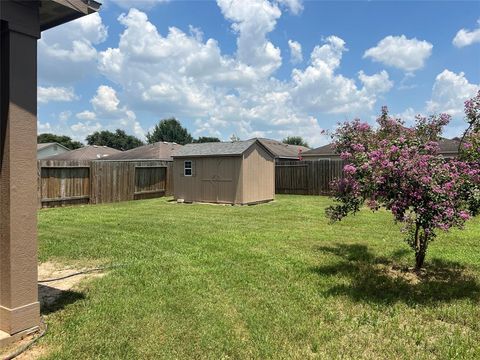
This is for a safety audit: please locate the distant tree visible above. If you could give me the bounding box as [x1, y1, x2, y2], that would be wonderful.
[230, 134, 241, 142]
[37, 133, 83, 150]
[282, 136, 309, 148]
[146, 118, 193, 145]
[193, 136, 221, 143]
[86, 129, 144, 150]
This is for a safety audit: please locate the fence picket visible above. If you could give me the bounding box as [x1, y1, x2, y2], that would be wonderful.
[275, 160, 344, 195]
[37, 160, 173, 208]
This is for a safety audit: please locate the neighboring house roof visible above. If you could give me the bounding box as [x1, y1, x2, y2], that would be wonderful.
[438, 138, 460, 155]
[302, 143, 336, 156]
[44, 145, 121, 160]
[100, 142, 183, 161]
[303, 139, 460, 157]
[172, 139, 275, 158]
[37, 142, 69, 151]
[255, 138, 310, 159]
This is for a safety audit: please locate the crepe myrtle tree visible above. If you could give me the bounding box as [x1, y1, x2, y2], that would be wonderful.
[459, 91, 480, 216]
[326, 92, 480, 271]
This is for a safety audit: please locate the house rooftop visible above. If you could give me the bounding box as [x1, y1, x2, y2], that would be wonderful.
[37, 142, 66, 150]
[302, 143, 335, 156]
[100, 142, 182, 161]
[438, 138, 460, 154]
[303, 138, 460, 156]
[44, 145, 121, 160]
[255, 138, 309, 159]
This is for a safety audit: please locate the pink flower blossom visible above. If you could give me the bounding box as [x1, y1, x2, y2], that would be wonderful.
[343, 164, 357, 175]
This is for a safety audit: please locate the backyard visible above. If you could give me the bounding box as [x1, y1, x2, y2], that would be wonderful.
[36, 195, 479, 359]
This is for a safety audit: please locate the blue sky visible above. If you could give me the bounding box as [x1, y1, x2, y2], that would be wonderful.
[37, 0, 480, 147]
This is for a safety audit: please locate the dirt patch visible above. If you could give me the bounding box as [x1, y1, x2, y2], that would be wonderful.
[374, 263, 471, 285]
[38, 261, 106, 309]
[374, 264, 422, 285]
[2, 337, 48, 360]
[1, 262, 106, 360]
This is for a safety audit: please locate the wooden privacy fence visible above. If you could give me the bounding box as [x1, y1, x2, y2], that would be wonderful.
[38, 160, 173, 208]
[275, 160, 345, 195]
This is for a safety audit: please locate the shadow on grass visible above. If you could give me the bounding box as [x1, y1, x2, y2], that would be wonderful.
[312, 244, 480, 305]
[39, 284, 85, 315]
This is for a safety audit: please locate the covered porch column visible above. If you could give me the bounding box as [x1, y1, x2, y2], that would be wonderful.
[1, 0, 101, 342]
[0, 4, 41, 337]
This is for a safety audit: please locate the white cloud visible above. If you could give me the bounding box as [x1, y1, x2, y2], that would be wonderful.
[193, 119, 223, 138]
[90, 85, 145, 139]
[98, 8, 261, 116]
[37, 120, 52, 133]
[426, 69, 479, 116]
[91, 85, 121, 113]
[358, 70, 394, 94]
[364, 35, 433, 72]
[36, 115, 100, 142]
[453, 20, 480, 47]
[291, 36, 393, 114]
[38, 86, 77, 103]
[97, 8, 393, 147]
[276, 0, 303, 15]
[38, 86, 145, 142]
[288, 39, 303, 64]
[398, 72, 417, 90]
[70, 121, 102, 135]
[394, 107, 417, 127]
[217, 0, 282, 77]
[76, 110, 96, 121]
[59, 111, 72, 122]
[38, 13, 108, 84]
[109, 0, 169, 10]
[394, 70, 478, 139]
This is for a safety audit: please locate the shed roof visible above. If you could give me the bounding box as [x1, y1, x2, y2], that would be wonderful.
[172, 139, 274, 158]
[44, 145, 121, 160]
[100, 142, 182, 161]
[255, 138, 309, 159]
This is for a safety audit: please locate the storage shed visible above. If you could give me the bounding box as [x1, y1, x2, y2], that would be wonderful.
[172, 139, 275, 204]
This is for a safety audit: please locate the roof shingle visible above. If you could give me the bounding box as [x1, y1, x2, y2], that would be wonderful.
[44, 145, 121, 160]
[172, 139, 260, 157]
[255, 138, 309, 159]
[100, 142, 182, 161]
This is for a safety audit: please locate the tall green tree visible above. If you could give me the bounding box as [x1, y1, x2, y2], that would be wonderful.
[146, 118, 193, 145]
[193, 136, 221, 143]
[86, 129, 144, 150]
[282, 136, 309, 148]
[37, 133, 83, 150]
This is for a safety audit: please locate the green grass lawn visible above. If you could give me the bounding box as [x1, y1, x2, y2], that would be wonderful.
[37, 195, 480, 359]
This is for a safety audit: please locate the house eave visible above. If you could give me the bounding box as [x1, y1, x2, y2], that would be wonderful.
[39, 0, 101, 32]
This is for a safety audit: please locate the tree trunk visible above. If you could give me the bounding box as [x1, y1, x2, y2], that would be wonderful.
[414, 225, 428, 271]
[415, 248, 426, 271]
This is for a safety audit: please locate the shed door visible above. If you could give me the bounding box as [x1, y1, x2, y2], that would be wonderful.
[201, 158, 235, 203]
